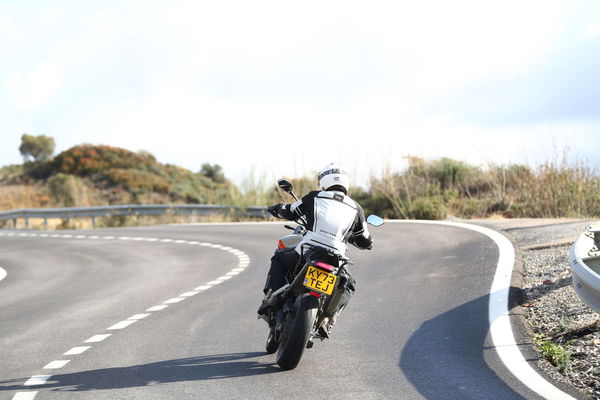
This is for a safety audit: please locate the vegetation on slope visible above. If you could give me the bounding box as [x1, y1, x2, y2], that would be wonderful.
[2, 135, 600, 221]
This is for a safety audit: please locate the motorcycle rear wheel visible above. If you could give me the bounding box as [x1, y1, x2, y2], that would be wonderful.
[276, 293, 319, 370]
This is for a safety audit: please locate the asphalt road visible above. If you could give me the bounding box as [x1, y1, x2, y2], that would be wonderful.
[0, 221, 567, 399]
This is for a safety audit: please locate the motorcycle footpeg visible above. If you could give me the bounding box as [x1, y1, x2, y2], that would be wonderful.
[306, 340, 314, 349]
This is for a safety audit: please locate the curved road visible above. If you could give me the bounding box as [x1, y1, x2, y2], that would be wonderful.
[0, 222, 580, 399]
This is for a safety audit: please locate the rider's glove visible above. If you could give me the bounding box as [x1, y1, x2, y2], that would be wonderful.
[267, 204, 283, 218]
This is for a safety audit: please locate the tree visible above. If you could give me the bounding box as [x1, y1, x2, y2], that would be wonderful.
[19, 134, 55, 162]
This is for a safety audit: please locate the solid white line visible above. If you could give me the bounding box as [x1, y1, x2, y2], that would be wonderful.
[393, 220, 575, 399]
[63, 346, 91, 355]
[24, 375, 52, 386]
[43, 360, 70, 369]
[194, 285, 212, 291]
[85, 334, 111, 343]
[216, 275, 232, 281]
[108, 320, 137, 330]
[206, 280, 223, 285]
[0, 266, 6, 282]
[12, 392, 38, 400]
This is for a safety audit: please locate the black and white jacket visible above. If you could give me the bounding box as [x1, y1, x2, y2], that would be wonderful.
[274, 190, 372, 256]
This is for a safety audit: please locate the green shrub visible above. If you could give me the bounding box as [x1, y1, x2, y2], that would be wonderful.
[48, 173, 90, 206]
[410, 196, 446, 220]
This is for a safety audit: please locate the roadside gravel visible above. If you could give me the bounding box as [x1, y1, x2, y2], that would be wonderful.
[474, 218, 600, 399]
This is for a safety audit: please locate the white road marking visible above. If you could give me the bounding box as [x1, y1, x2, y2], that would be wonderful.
[128, 313, 150, 320]
[24, 375, 52, 386]
[5, 230, 251, 397]
[146, 305, 168, 311]
[108, 320, 137, 330]
[164, 297, 185, 304]
[63, 346, 91, 355]
[43, 360, 70, 369]
[392, 220, 576, 399]
[85, 334, 111, 343]
[12, 392, 38, 400]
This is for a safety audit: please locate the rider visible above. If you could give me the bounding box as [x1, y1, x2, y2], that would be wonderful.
[258, 163, 373, 324]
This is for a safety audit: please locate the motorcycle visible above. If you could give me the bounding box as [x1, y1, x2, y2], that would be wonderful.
[261, 179, 384, 370]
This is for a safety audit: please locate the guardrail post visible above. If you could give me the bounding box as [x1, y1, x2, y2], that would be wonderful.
[13, 218, 17, 229]
[92, 216, 96, 229]
[25, 217, 29, 229]
[44, 218, 49, 229]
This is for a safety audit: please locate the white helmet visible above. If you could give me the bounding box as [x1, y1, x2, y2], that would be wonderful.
[318, 163, 350, 193]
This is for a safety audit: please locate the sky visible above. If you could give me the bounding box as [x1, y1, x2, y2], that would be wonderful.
[1, 0, 600, 187]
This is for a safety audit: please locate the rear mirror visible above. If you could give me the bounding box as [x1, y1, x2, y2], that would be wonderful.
[367, 215, 384, 227]
[277, 179, 294, 194]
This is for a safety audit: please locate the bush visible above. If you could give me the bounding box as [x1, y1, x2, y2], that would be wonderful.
[410, 196, 447, 220]
[48, 173, 90, 207]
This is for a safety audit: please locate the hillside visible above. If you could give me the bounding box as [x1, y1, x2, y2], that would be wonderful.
[2, 143, 600, 222]
[0, 144, 238, 211]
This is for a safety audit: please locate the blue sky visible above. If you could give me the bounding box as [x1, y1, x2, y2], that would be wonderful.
[1, 0, 599, 186]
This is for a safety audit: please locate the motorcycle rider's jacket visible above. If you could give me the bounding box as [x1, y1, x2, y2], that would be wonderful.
[273, 190, 372, 256]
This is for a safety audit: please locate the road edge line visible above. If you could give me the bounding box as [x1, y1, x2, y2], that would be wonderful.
[388, 220, 575, 400]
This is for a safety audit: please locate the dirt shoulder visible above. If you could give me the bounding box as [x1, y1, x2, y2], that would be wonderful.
[471, 217, 599, 399]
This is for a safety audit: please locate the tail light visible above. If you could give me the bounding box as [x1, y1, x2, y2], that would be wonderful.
[316, 261, 334, 272]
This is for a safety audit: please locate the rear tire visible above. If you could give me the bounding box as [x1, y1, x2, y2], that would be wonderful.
[276, 293, 319, 370]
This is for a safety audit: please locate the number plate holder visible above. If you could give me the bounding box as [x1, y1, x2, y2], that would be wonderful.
[303, 265, 337, 295]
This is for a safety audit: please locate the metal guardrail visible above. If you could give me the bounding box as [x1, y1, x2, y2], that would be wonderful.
[569, 222, 600, 313]
[0, 204, 269, 229]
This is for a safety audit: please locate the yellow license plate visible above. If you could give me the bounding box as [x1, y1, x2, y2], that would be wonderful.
[303, 266, 337, 295]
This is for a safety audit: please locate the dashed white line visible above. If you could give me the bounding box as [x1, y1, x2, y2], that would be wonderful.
[85, 334, 111, 343]
[43, 360, 70, 369]
[180, 291, 199, 297]
[108, 320, 137, 330]
[63, 346, 91, 355]
[3, 230, 251, 400]
[128, 313, 150, 320]
[146, 305, 168, 311]
[24, 375, 52, 386]
[12, 392, 38, 400]
[164, 297, 185, 304]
